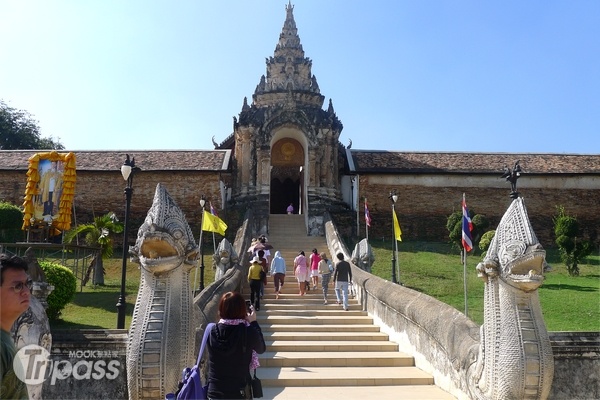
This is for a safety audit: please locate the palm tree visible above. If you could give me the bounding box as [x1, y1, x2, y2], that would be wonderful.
[64, 212, 124, 285]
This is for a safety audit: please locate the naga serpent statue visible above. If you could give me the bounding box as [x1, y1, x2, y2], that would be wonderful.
[469, 197, 554, 399]
[212, 238, 239, 281]
[351, 238, 375, 273]
[127, 183, 200, 400]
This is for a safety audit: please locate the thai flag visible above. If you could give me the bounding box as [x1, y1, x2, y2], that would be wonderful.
[461, 194, 473, 252]
[210, 202, 218, 217]
[364, 199, 372, 227]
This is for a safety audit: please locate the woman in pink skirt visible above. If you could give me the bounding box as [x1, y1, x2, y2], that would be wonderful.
[293, 250, 309, 295]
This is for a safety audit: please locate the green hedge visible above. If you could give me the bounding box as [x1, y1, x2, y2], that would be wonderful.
[40, 261, 77, 320]
[0, 201, 24, 243]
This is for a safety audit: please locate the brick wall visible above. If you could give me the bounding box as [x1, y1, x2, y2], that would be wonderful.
[0, 170, 224, 244]
[2, 170, 598, 247]
[356, 178, 599, 246]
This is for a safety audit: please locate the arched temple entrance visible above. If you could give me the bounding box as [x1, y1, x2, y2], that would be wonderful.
[270, 138, 304, 214]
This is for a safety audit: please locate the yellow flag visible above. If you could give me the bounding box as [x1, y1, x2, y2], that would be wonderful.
[393, 209, 402, 242]
[202, 210, 227, 236]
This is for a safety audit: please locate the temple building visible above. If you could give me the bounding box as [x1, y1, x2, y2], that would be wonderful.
[1, 3, 599, 244]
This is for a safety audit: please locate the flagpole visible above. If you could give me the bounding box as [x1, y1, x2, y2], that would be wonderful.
[196, 196, 207, 295]
[463, 248, 468, 317]
[394, 223, 400, 285]
[365, 197, 369, 241]
[209, 202, 217, 253]
[461, 192, 471, 317]
[389, 191, 398, 284]
[194, 214, 203, 296]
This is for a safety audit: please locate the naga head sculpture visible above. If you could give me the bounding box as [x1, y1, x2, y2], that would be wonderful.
[476, 197, 547, 292]
[213, 239, 238, 264]
[351, 238, 375, 272]
[130, 183, 199, 275]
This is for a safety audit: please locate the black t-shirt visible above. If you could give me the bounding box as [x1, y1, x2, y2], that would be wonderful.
[333, 260, 352, 282]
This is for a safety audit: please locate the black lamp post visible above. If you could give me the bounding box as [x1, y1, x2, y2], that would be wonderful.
[350, 176, 357, 238]
[389, 190, 399, 285]
[199, 195, 206, 292]
[116, 154, 139, 329]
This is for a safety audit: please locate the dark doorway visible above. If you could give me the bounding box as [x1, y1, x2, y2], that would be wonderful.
[270, 177, 300, 214]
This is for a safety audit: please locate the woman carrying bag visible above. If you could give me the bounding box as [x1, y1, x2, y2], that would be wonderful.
[206, 291, 266, 399]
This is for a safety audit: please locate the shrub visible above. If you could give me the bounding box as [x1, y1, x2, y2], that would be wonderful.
[40, 261, 77, 320]
[0, 201, 24, 242]
[479, 230, 496, 256]
[553, 205, 593, 276]
[446, 209, 489, 253]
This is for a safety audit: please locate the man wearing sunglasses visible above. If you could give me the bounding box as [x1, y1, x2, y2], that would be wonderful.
[1, 253, 31, 399]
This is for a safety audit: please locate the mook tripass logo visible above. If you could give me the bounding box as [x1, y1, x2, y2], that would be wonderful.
[13, 344, 120, 385]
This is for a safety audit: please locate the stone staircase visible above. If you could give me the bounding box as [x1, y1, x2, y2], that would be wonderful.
[256, 214, 454, 399]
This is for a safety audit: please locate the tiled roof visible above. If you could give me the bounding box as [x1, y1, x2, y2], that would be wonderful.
[2, 149, 599, 175]
[0, 150, 231, 172]
[349, 150, 600, 174]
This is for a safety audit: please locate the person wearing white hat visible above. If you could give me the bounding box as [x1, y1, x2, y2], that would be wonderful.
[247, 256, 263, 311]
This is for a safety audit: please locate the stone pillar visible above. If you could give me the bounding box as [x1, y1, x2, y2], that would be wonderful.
[258, 149, 270, 195]
[235, 128, 254, 196]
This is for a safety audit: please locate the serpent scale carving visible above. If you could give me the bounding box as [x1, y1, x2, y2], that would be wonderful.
[469, 197, 554, 399]
[126, 184, 199, 399]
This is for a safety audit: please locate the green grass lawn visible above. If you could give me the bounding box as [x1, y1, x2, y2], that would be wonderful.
[370, 239, 600, 331]
[50, 241, 599, 332]
[50, 252, 215, 329]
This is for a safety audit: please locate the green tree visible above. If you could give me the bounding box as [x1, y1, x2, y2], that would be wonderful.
[553, 205, 593, 276]
[0, 100, 64, 150]
[446, 209, 489, 253]
[64, 212, 123, 285]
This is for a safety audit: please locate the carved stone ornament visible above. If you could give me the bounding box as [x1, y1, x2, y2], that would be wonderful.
[469, 197, 554, 399]
[127, 183, 200, 400]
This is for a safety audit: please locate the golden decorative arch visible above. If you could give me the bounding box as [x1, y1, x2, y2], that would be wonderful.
[271, 138, 304, 166]
[22, 151, 76, 234]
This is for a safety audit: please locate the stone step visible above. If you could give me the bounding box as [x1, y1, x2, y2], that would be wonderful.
[261, 386, 456, 400]
[259, 306, 363, 315]
[265, 340, 399, 352]
[260, 324, 381, 333]
[262, 284, 354, 294]
[256, 315, 374, 325]
[262, 331, 390, 341]
[256, 366, 433, 387]
[258, 351, 414, 367]
[260, 296, 354, 303]
[259, 301, 357, 307]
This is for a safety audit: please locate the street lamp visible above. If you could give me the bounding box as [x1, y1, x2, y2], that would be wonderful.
[116, 154, 139, 329]
[199, 195, 206, 292]
[389, 190, 399, 284]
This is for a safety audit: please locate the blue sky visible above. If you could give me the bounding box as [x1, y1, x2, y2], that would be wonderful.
[1, 1, 598, 154]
